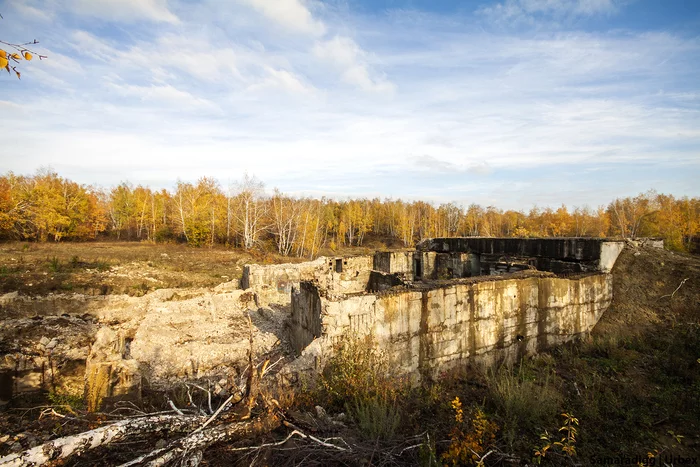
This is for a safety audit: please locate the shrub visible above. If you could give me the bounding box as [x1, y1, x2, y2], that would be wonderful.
[315, 335, 410, 442]
[442, 397, 499, 466]
[318, 335, 403, 409]
[350, 396, 401, 441]
[487, 361, 562, 449]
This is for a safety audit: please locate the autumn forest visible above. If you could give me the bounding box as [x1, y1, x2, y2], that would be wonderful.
[1, 169, 698, 255]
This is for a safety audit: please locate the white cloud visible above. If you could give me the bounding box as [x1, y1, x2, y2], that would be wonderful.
[247, 67, 317, 95]
[1, 0, 698, 208]
[313, 36, 394, 93]
[238, 0, 326, 36]
[478, 0, 620, 25]
[11, 2, 54, 22]
[108, 83, 220, 111]
[69, 0, 179, 23]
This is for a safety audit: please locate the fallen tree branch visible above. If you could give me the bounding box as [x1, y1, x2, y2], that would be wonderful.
[167, 398, 184, 416]
[192, 394, 235, 434]
[226, 425, 349, 455]
[121, 411, 281, 467]
[0, 413, 206, 467]
[282, 421, 349, 451]
[661, 278, 689, 299]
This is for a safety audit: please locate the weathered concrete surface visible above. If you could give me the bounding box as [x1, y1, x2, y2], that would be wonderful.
[85, 327, 141, 411]
[0, 315, 94, 405]
[289, 282, 323, 353]
[241, 258, 326, 305]
[373, 251, 415, 280]
[290, 272, 613, 382]
[417, 237, 626, 273]
[0, 288, 283, 408]
[242, 255, 374, 304]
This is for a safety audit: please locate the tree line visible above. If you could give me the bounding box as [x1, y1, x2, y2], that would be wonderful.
[1, 169, 698, 254]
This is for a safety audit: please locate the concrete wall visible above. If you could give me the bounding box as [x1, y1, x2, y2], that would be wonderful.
[241, 258, 326, 304]
[320, 255, 374, 296]
[242, 255, 373, 304]
[373, 251, 415, 280]
[290, 282, 323, 353]
[291, 272, 612, 381]
[417, 237, 625, 273]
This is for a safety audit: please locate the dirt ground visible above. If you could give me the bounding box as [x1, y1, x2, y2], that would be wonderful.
[595, 243, 700, 336]
[0, 241, 307, 297]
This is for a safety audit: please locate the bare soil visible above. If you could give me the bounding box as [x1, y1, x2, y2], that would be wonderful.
[595, 244, 700, 336]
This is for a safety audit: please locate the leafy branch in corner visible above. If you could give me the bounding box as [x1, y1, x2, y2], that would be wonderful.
[1, 14, 47, 79]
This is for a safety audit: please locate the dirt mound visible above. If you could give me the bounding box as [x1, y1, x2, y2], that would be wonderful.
[594, 244, 700, 337]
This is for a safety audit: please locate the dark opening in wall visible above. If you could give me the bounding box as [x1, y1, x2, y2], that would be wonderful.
[335, 258, 343, 273]
[414, 258, 423, 278]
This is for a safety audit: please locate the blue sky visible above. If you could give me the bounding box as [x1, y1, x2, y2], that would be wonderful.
[1, 0, 698, 209]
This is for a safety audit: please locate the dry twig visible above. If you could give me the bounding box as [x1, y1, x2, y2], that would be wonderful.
[661, 278, 689, 299]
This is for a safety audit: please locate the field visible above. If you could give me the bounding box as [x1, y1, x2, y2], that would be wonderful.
[0, 241, 309, 297]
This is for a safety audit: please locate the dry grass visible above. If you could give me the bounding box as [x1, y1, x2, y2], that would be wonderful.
[0, 241, 303, 296]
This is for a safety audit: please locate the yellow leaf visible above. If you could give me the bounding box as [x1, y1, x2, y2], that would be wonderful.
[11, 53, 21, 60]
[0, 50, 6, 59]
[0, 57, 8, 69]
[23, 51, 33, 61]
[15, 69, 21, 80]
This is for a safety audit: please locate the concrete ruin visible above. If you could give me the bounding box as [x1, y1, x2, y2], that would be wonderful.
[244, 238, 628, 383]
[0, 237, 633, 409]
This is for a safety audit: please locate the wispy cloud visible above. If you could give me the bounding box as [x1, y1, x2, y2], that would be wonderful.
[239, 0, 326, 36]
[1, 0, 698, 208]
[313, 36, 395, 93]
[478, 0, 622, 26]
[69, 0, 179, 23]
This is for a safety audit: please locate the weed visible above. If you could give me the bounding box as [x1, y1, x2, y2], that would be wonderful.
[533, 412, 579, 464]
[442, 397, 498, 466]
[47, 256, 61, 272]
[418, 433, 440, 467]
[318, 335, 404, 410]
[350, 396, 401, 441]
[70, 255, 80, 268]
[487, 361, 562, 449]
[48, 390, 85, 414]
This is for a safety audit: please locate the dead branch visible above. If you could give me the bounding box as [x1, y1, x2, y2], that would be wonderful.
[185, 382, 213, 414]
[120, 411, 281, 467]
[261, 355, 285, 377]
[281, 421, 349, 451]
[226, 425, 349, 455]
[192, 394, 235, 434]
[660, 278, 689, 299]
[167, 398, 185, 415]
[0, 413, 207, 467]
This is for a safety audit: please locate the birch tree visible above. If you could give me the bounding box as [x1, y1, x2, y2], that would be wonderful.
[233, 174, 268, 250]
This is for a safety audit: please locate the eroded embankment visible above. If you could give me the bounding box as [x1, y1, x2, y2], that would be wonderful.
[0, 283, 287, 411]
[595, 245, 700, 336]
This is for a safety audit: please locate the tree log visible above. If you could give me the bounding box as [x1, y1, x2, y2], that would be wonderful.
[0, 414, 206, 467]
[121, 411, 281, 466]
